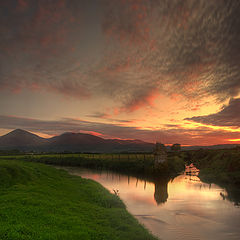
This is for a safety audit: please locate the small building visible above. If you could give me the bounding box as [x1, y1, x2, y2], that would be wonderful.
[154, 142, 167, 166]
[171, 143, 181, 152]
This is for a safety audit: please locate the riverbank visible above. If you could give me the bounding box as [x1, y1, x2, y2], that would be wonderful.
[0, 160, 158, 240]
[59, 165, 240, 240]
[183, 148, 240, 186]
[0, 153, 185, 180]
[183, 148, 240, 205]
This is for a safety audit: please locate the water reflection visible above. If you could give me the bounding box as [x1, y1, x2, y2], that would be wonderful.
[185, 164, 240, 207]
[218, 184, 240, 207]
[154, 178, 169, 205]
[59, 166, 240, 240]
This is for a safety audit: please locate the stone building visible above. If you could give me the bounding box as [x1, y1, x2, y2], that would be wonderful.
[154, 142, 167, 166]
[171, 143, 181, 152]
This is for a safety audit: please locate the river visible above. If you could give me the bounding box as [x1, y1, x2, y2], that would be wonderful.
[59, 166, 240, 240]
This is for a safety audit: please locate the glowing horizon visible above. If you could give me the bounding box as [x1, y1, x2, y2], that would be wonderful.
[0, 0, 239, 146]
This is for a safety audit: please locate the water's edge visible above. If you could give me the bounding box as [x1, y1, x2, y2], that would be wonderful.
[56, 166, 240, 240]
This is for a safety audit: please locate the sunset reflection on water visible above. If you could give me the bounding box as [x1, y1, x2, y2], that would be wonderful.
[61, 167, 240, 240]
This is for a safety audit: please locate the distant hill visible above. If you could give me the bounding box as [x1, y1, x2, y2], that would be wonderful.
[0, 129, 154, 153]
[48, 132, 106, 152]
[182, 144, 240, 150]
[0, 129, 238, 153]
[0, 129, 47, 150]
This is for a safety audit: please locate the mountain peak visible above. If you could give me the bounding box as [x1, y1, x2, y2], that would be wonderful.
[10, 129, 29, 134]
[0, 129, 46, 148]
[5, 129, 40, 138]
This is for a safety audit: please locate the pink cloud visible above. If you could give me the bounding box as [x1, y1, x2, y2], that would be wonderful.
[79, 130, 103, 137]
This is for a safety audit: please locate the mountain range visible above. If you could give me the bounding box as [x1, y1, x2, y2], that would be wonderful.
[0, 129, 239, 153]
[0, 129, 155, 153]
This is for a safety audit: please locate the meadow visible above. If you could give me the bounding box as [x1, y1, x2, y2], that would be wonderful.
[0, 160, 158, 240]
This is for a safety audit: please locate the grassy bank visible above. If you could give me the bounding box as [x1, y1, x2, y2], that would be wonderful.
[182, 148, 240, 206]
[184, 148, 240, 186]
[0, 153, 185, 179]
[0, 160, 158, 240]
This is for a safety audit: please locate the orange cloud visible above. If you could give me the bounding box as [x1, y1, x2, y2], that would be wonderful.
[228, 139, 240, 142]
[123, 88, 160, 112]
[79, 130, 103, 137]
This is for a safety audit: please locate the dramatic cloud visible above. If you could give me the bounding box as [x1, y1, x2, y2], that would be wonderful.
[185, 98, 240, 128]
[100, 0, 240, 108]
[0, 115, 239, 145]
[1, 0, 240, 111]
[1, 1, 239, 145]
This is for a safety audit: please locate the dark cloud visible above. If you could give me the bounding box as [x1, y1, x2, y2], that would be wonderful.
[100, 0, 240, 108]
[1, 0, 240, 111]
[0, 115, 239, 145]
[86, 112, 109, 119]
[0, 0, 96, 99]
[86, 112, 132, 123]
[185, 98, 240, 127]
[163, 124, 181, 128]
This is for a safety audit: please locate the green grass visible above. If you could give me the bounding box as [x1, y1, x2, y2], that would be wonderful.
[0, 160, 158, 240]
[0, 153, 185, 179]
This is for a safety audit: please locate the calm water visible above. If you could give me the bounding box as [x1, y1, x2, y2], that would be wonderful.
[59, 166, 240, 240]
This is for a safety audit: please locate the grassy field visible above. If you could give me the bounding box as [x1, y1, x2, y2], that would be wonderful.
[0, 160, 158, 240]
[0, 153, 185, 179]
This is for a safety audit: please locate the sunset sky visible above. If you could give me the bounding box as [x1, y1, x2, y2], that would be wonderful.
[0, 0, 240, 145]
